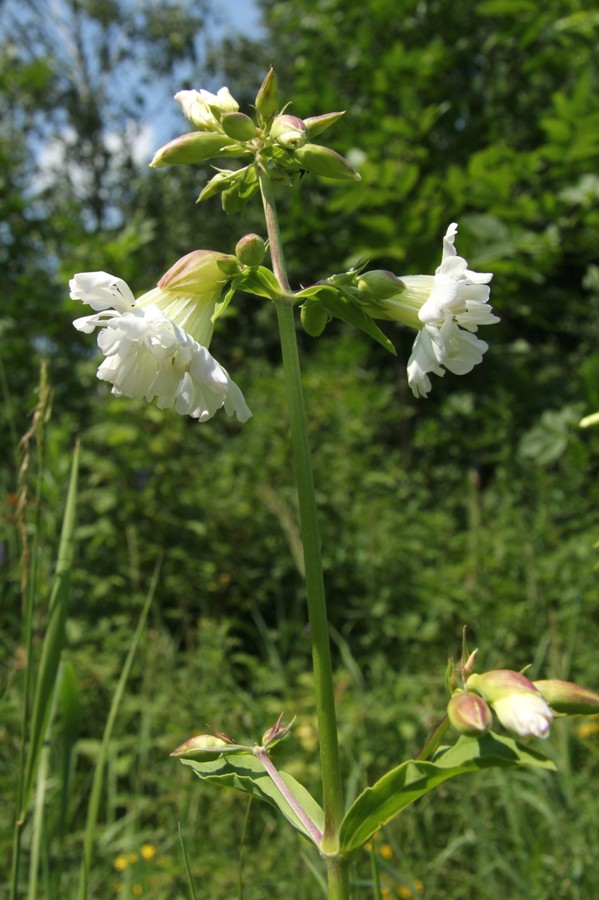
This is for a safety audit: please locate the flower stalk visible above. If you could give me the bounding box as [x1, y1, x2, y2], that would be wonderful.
[254, 746, 323, 845]
[258, 166, 348, 895]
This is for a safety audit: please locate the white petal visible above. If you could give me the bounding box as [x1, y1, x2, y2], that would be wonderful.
[494, 695, 553, 739]
[418, 275, 460, 324]
[70, 272, 136, 312]
[407, 328, 445, 398]
[440, 319, 488, 375]
[223, 378, 252, 422]
[441, 222, 459, 260]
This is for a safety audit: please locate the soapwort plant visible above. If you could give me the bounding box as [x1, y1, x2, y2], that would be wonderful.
[70, 70, 599, 899]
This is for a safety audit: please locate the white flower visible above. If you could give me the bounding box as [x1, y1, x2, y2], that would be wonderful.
[402, 223, 498, 397]
[492, 693, 553, 740]
[360, 223, 499, 398]
[70, 271, 251, 423]
[175, 87, 239, 132]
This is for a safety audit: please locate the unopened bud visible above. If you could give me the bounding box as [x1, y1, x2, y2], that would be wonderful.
[221, 112, 257, 142]
[255, 67, 279, 123]
[216, 256, 242, 276]
[292, 143, 361, 181]
[150, 132, 233, 168]
[303, 111, 346, 138]
[235, 233, 266, 267]
[301, 301, 329, 337]
[171, 734, 230, 760]
[534, 679, 599, 715]
[158, 250, 234, 294]
[270, 114, 308, 150]
[357, 270, 405, 300]
[447, 692, 492, 736]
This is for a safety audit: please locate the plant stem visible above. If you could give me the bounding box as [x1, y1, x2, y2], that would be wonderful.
[415, 715, 450, 762]
[258, 166, 348, 894]
[255, 747, 323, 845]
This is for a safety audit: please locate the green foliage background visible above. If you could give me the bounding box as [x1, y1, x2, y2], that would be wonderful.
[2, 0, 599, 896]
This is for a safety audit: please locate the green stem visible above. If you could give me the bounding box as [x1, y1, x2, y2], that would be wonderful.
[258, 166, 348, 893]
[415, 715, 450, 761]
[255, 747, 323, 844]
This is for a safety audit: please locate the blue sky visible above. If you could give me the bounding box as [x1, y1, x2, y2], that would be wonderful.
[216, 0, 263, 36]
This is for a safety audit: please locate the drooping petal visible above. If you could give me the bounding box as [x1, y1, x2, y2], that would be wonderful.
[69, 272, 136, 313]
[439, 317, 488, 376]
[407, 327, 445, 398]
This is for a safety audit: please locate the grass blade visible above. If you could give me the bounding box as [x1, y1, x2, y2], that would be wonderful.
[77, 561, 159, 899]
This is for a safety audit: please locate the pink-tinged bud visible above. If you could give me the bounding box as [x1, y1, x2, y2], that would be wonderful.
[447, 692, 493, 736]
[534, 680, 599, 715]
[270, 114, 308, 149]
[255, 68, 279, 123]
[158, 250, 235, 294]
[235, 233, 266, 267]
[150, 132, 235, 167]
[357, 270, 405, 300]
[292, 144, 361, 181]
[467, 670, 553, 739]
[303, 111, 346, 138]
[171, 734, 230, 760]
[221, 112, 257, 142]
[467, 669, 538, 700]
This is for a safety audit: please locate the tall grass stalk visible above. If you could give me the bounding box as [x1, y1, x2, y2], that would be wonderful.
[77, 560, 159, 899]
[10, 373, 77, 900]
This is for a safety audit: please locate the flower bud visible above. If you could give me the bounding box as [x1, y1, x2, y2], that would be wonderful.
[216, 256, 242, 276]
[467, 670, 553, 739]
[150, 132, 234, 168]
[158, 249, 234, 294]
[301, 300, 330, 337]
[270, 114, 308, 150]
[221, 112, 257, 142]
[235, 233, 266, 267]
[255, 67, 279, 123]
[292, 143, 361, 181]
[357, 270, 405, 301]
[447, 692, 493, 736]
[533, 679, 599, 715]
[303, 111, 346, 138]
[170, 734, 230, 760]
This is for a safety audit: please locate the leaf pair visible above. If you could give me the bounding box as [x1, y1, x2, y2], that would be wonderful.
[178, 732, 554, 856]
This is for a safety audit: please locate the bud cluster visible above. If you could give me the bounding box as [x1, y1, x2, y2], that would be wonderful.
[446, 665, 599, 741]
[150, 68, 360, 213]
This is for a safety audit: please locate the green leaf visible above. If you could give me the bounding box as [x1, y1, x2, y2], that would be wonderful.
[181, 752, 324, 842]
[24, 442, 80, 805]
[234, 266, 283, 300]
[298, 285, 396, 354]
[211, 286, 236, 323]
[339, 733, 555, 855]
[197, 168, 247, 204]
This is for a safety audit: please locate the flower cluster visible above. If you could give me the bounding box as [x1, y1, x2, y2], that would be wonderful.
[150, 70, 359, 214]
[357, 223, 499, 397]
[71, 253, 251, 423]
[447, 668, 599, 740]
